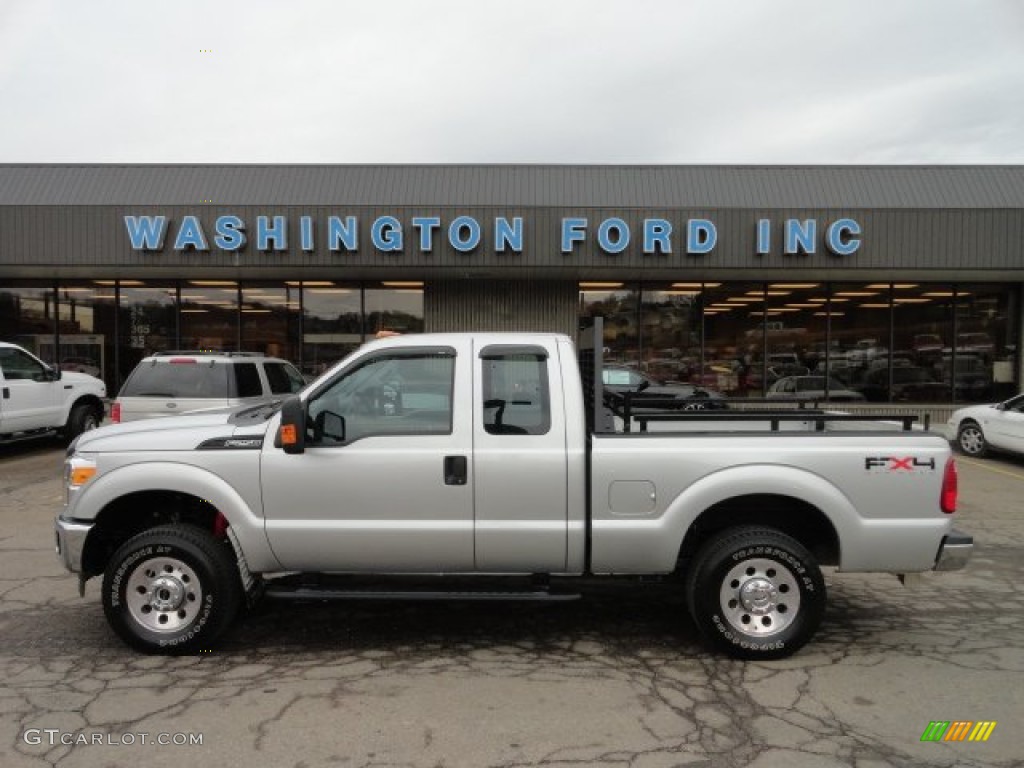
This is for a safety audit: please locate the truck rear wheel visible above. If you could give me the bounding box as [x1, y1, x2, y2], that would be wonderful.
[685, 526, 825, 660]
[102, 524, 242, 654]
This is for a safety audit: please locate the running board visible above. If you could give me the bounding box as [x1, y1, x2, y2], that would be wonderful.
[264, 586, 580, 602]
[262, 574, 583, 602]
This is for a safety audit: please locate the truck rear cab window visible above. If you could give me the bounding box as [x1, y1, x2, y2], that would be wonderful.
[306, 349, 455, 444]
[480, 346, 551, 436]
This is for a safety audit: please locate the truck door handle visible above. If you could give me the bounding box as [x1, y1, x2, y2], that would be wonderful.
[2, 387, 8, 399]
[444, 455, 467, 486]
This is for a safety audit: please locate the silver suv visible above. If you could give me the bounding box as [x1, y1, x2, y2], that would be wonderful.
[112, 351, 305, 423]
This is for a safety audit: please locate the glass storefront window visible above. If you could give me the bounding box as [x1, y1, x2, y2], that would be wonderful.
[300, 282, 362, 376]
[179, 280, 239, 353]
[0, 282, 57, 361]
[762, 282, 829, 398]
[365, 282, 425, 337]
[117, 282, 177, 389]
[241, 283, 300, 365]
[702, 282, 763, 396]
[829, 283, 892, 401]
[956, 284, 1018, 401]
[579, 284, 640, 367]
[56, 283, 117, 390]
[639, 284, 703, 384]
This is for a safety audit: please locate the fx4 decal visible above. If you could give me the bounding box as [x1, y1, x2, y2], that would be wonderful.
[865, 456, 936, 472]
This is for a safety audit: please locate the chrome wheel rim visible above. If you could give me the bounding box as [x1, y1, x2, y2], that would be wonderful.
[125, 556, 204, 633]
[719, 557, 801, 638]
[959, 426, 983, 455]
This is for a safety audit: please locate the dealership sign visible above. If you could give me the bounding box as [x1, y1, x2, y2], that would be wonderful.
[124, 214, 861, 257]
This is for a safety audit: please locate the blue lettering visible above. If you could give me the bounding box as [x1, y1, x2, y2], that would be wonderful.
[561, 218, 588, 254]
[756, 219, 771, 256]
[174, 215, 209, 251]
[256, 215, 288, 251]
[598, 218, 630, 254]
[643, 219, 672, 255]
[327, 216, 358, 252]
[449, 216, 482, 252]
[300, 216, 314, 251]
[213, 215, 246, 251]
[124, 215, 168, 250]
[785, 219, 816, 254]
[412, 217, 441, 251]
[687, 219, 717, 254]
[372, 216, 403, 252]
[826, 218, 861, 256]
[495, 217, 523, 253]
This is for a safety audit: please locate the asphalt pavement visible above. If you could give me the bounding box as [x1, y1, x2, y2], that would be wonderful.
[0, 437, 1021, 768]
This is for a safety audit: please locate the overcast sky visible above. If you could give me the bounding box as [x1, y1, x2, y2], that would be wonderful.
[1, 0, 1022, 164]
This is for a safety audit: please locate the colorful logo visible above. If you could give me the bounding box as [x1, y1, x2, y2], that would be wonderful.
[921, 721, 997, 742]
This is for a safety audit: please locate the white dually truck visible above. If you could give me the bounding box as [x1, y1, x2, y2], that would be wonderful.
[55, 325, 970, 659]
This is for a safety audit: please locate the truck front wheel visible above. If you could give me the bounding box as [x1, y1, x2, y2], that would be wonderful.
[102, 524, 242, 654]
[685, 526, 826, 660]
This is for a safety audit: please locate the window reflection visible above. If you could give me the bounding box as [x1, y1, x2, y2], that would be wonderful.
[300, 282, 362, 376]
[0, 283, 57, 362]
[57, 283, 117, 389]
[179, 281, 239, 352]
[241, 283, 300, 362]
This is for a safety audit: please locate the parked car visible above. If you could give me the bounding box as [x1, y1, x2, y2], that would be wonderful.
[767, 375, 866, 402]
[0, 342, 106, 443]
[859, 365, 950, 403]
[113, 351, 306, 423]
[602, 365, 727, 409]
[948, 393, 1024, 457]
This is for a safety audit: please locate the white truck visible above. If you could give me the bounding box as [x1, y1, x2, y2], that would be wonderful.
[0, 341, 106, 444]
[55, 326, 971, 659]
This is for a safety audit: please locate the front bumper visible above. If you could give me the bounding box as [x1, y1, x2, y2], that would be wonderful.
[55, 517, 93, 573]
[933, 529, 973, 572]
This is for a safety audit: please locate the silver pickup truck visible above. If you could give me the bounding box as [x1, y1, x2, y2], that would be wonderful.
[55, 327, 971, 659]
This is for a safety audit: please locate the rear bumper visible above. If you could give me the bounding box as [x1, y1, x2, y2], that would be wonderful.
[933, 529, 973, 572]
[55, 517, 93, 573]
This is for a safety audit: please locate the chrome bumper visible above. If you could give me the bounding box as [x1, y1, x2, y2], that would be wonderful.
[55, 517, 93, 573]
[933, 530, 973, 572]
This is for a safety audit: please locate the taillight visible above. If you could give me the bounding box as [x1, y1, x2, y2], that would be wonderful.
[941, 458, 958, 514]
[111, 402, 121, 423]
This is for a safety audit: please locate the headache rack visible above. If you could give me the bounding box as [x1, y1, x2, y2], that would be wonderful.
[578, 317, 928, 435]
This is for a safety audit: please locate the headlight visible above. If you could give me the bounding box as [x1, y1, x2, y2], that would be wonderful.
[64, 455, 98, 505]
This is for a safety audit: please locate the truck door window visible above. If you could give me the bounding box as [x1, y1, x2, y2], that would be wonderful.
[481, 351, 550, 435]
[0, 347, 46, 381]
[306, 350, 455, 444]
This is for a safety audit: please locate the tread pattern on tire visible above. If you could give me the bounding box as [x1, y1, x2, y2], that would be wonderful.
[102, 523, 242, 654]
[685, 525, 826, 660]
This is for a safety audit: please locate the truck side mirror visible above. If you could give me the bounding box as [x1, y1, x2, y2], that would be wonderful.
[278, 396, 306, 454]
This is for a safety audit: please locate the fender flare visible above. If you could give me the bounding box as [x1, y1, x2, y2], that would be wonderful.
[76, 461, 281, 572]
[658, 464, 857, 572]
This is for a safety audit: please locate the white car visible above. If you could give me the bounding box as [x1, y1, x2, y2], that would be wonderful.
[948, 394, 1024, 458]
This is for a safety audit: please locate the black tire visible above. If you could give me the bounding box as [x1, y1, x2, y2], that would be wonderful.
[63, 402, 101, 442]
[102, 524, 242, 654]
[685, 526, 826, 660]
[956, 420, 988, 457]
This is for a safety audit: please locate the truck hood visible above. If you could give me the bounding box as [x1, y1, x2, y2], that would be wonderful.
[61, 370, 107, 396]
[73, 408, 273, 453]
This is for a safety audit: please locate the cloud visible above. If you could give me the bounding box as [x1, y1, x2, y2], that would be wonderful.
[0, 0, 1022, 163]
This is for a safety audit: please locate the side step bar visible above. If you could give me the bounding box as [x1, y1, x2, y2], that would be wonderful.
[264, 586, 581, 602]
[262, 575, 581, 602]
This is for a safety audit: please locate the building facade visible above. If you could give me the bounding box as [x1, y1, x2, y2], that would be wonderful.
[1, 164, 1022, 404]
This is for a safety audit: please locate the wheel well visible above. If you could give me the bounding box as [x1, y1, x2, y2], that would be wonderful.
[70, 395, 105, 419]
[678, 494, 840, 568]
[81, 491, 225, 577]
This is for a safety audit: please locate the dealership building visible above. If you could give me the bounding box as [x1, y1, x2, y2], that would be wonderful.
[1, 164, 1022, 404]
